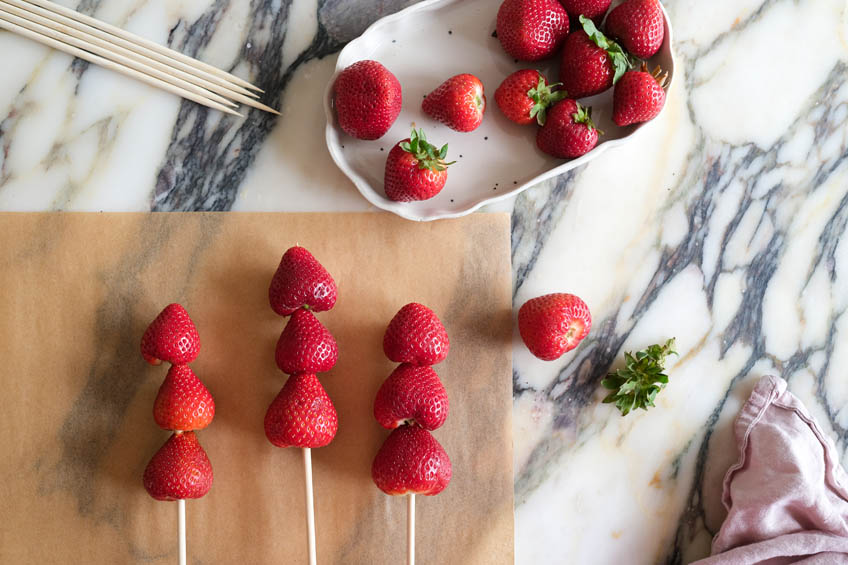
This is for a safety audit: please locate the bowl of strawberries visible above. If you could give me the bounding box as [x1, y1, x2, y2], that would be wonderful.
[324, 0, 674, 221]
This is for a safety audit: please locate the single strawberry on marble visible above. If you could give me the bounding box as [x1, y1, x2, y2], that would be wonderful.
[518, 292, 591, 360]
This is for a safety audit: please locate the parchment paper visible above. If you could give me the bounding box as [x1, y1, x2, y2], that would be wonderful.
[0, 212, 514, 564]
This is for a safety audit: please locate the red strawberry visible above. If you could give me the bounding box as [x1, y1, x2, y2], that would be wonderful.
[264, 373, 338, 448]
[333, 60, 402, 140]
[494, 70, 567, 126]
[612, 63, 668, 126]
[371, 425, 452, 496]
[383, 303, 450, 366]
[536, 99, 599, 159]
[604, 0, 664, 59]
[269, 246, 337, 316]
[384, 129, 454, 202]
[559, 0, 611, 22]
[422, 74, 486, 132]
[559, 16, 630, 99]
[143, 431, 213, 501]
[496, 0, 570, 61]
[141, 303, 200, 365]
[275, 309, 338, 374]
[518, 293, 591, 361]
[153, 365, 215, 431]
[374, 364, 449, 431]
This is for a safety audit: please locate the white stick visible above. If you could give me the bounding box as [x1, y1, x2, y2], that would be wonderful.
[2, 0, 258, 98]
[0, 14, 243, 116]
[0, 0, 279, 115]
[178, 499, 186, 565]
[303, 448, 317, 565]
[19, 0, 262, 91]
[407, 494, 415, 565]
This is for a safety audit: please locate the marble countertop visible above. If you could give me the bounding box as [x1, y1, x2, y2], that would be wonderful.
[2, 0, 848, 563]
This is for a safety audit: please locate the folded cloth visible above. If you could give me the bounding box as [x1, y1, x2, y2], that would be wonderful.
[692, 375, 848, 564]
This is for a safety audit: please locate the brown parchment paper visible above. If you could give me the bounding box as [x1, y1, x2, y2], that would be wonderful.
[0, 212, 514, 565]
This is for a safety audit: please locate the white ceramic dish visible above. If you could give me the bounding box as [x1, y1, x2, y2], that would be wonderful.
[324, 0, 675, 221]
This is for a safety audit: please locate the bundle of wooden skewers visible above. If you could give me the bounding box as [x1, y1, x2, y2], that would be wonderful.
[0, 0, 278, 116]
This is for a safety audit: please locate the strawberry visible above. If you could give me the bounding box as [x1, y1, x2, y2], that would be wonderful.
[332, 60, 402, 140]
[143, 431, 213, 501]
[383, 303, 450, 366]
[518, 293, 591, 361]
[153, 365, 215, 431]
[604, 0, 664, 59]
[422, 74, 486, 132]
[536, 99, 599, 158]
[494, 70, 567, 126]
[140, 303, 200, 365]
[269, 246, 337, 316]
[371, 425, 452, 496]
[275, 308, 338, 374]
[559, 0, 611, 22]
[559, 16, 630, 99]
[496, 0, 570, 61]
[374, 364, 449, 431]
[264, 373, 338, 448]
[384, 129, 455, 202]
[612, 63, 668, 126]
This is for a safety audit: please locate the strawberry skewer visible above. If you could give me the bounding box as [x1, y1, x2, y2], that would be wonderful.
[140, 304, 213, 565]
[266, 246, 340, 565]
[373, 303, 452, 565]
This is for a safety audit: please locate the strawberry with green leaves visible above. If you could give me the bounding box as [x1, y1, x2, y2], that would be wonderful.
[384, 129, 455, 202]
[602, 339, 677, 416]
[560, 16, 631, 99]
[422, 74, 486, 132]
[494, 70, 567, 125]
[612, 63, 668, 126]
[536, 99, 600, 159]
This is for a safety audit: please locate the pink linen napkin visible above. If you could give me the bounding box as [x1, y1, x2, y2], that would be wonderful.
[692, 375, 848, 564]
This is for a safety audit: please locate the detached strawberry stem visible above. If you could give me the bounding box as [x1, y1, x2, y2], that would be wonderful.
[601, 338, 677, 416]
[580, 15, 632, 83]
[400, 129, 456, 172]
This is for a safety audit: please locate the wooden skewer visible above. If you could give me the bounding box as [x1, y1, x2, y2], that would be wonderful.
[178, 499, 187, 565]
[408, 494, 415, 565]
[0, 6, 240, 108]
[0, 14, 243, 117]
[19, 0, 262, 92]
[303, 448, 317, 565]
[2, 0, 259, 100]
[0, 0, 279, 115]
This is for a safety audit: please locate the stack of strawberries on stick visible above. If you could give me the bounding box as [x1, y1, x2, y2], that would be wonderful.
[372, 303, 453, 565]
[264, 246, 339, 565]
[141, 304, 214, 565]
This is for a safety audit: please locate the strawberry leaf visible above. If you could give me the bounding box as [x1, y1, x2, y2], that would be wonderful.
[526, 72, 569, 126]
[601, 339, 677, 416]
[401, 128, 455, 172]
[579, 15, 632, 84]
[571, 102, 600, 134]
